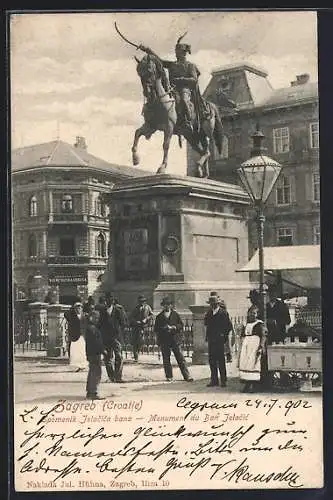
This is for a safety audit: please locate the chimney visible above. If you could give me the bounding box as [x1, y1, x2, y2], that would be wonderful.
[74, 136, 87, 150]
[290, 74, 310, 87]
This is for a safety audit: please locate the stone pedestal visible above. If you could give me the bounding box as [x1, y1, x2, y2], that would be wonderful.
[28, 302, 48, 344]
[103, 174, 252, 316]
[189, 305, 209, 364]
[47, 304, 71, 357]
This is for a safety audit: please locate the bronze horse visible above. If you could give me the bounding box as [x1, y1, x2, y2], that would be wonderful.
[132, 53, 224, 178]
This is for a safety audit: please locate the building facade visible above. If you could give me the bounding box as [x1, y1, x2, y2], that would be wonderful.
[12, 137, 148, 304]
[187, 64, 320, 254]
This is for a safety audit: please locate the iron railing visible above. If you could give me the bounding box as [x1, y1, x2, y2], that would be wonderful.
[13, 316, 48, 353]
[13, 309, 322, 357]
[13, 314, 240, 357]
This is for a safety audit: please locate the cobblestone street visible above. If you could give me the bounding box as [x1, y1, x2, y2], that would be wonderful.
[14, 357, 322, 405]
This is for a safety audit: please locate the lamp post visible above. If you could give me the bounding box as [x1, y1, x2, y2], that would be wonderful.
[237, 125, 282, 325]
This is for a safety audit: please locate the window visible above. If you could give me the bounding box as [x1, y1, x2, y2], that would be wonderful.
[273, 127, 290, 153]
[28, 234, 37, 257]
[96, 233, 106, 257]
[95, 195, 106, 217]
[277, 228, 293, 246]
[29, 195, 38, 217]
[61, 194, 73, 213]
[276, 175, 292, 205]
[313, 225, 320, 245]
[313, 173, 320, 202]
[310, 122, 319, 149]
[59, 238, 75, 256]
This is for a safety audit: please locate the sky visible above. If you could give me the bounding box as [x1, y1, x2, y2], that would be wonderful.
[10, 10, 318, 175]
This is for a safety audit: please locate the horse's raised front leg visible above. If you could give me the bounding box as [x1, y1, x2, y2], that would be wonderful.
[156, 123, 174, 175]
[132, 123, 153, 166]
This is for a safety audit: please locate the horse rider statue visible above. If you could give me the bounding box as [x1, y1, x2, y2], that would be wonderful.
[114, 22, 237, 177]
[139, 33, 210, 134]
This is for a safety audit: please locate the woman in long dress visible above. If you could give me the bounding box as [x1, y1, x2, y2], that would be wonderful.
[65, 302, 88, 372]
[238, 306, 267, 393]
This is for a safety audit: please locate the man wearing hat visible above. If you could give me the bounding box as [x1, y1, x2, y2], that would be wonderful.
[154, 296, 193, 382]
[129, 294, 154, 361]
[266, 283, 291, 345]
[139, 34, 208, 131]
[204, 292, 233, 387]
[98, 292, 126, 382]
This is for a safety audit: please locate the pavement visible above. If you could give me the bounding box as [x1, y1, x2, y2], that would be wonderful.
[13, 352, 322, 404]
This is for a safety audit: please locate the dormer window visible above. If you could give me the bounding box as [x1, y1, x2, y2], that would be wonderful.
[217, 76, 232, 92]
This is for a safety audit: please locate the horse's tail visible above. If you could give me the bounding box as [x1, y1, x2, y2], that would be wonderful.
[212, 103, 223, 155]
[178, 135, 182, 148]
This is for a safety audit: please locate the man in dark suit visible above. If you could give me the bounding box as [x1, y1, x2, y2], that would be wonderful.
[85, 307, 106, 400]
[98, 293, 126, 383]
[154, 297, 193, 382]
[129, 294, 154, 361]
[266, 284, 291, 344]
[204, 292, 233, 387]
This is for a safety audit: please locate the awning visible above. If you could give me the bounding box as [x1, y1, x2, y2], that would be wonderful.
[237, 245, 321, 272]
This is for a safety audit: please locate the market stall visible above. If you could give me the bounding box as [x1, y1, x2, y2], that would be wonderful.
[237, 245, 322, 391]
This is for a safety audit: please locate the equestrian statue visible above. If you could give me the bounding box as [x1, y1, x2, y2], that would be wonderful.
[115, 23, 237, 178]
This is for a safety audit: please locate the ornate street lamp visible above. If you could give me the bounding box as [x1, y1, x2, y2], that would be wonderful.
[237, 125, 282, 325]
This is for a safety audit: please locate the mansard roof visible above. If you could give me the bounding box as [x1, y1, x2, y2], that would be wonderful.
[259, 81, 318, 108]
[205, 62, 318, 111]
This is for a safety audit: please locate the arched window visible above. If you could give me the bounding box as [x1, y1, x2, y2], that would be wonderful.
[61, 194, 73, 213]
[29, 195, 38, 216]
[96, 233, 106, 257]
[28, 234, 37, 257]
[96, 194, 106, 217]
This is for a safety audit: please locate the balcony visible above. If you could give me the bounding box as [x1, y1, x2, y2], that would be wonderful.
[47, 255, 108, 266]
[47, 255, 89, 265]
[88, 214, 109, 226]
[48, 213, 109, 227]
[14, 256, 47, 267]
[48, 213, 88, 224]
